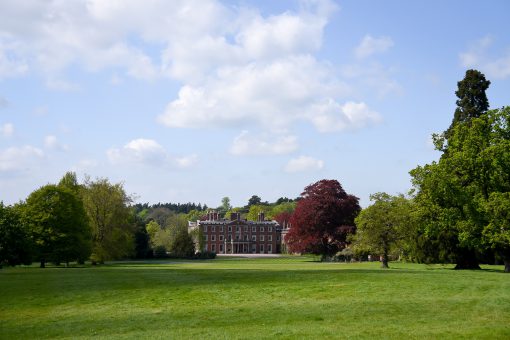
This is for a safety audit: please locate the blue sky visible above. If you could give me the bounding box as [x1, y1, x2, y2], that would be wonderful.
[1, 0, 509, 208]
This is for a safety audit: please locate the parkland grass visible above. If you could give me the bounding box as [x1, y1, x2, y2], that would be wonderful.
[1, 257, 509, 339]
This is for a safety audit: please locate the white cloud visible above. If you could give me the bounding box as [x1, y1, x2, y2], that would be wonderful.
[175, 154, 198, 168]
[355, 35, 394, 59]
[44, 135, 69, 151]
[460, 36, 510, 79]
[230, 131, 298, 156]
[310, 101, 382, 132]
[285, 155, 324, 173]
[1, 123, 14, 137]
[107, 138, 196, 168]
[0, 145, 44, 172]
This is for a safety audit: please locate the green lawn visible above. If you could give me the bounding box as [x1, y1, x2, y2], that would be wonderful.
[1, 257, 509, 339]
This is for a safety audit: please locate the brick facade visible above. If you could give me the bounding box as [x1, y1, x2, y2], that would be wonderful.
[189, 211, 282, 254]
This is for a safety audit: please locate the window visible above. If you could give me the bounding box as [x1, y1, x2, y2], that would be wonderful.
[277, 235, 280, 241]
[260, 244, 264, 253]
[260, 226, 264, 232]
[219, 235, 224, 241]
[236, 226, 240, 232]
[220, 244, 224, 253]
[268, 235, 272, 241]
[211, 235, 216, 241]
[228, 234, 232, 241]
[268, 226, 272, 232]
[203, 225, 208, 232]
[235, 235, 240, 241]
[268, 244, 272, 253]
[204, 243, 208, 251]
[252, 226, 256, 232]
[204, 234, 208, 241]
[228, 226, 232, 232]
[251, 244, 256, 253]
[211, 226, 216, 232]
[252, 235, 256, 241]
[260, 235, 264, 241]
[244, 234, 248, 241]
[211, 244, 216, 252]
[244, 226, 248, 232]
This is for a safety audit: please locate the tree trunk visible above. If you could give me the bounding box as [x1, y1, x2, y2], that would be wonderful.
[40, 259, 45, 268]
[454, 249, 480, 270]
[504, 259, 510, 273]
[381, 251, 389, 269]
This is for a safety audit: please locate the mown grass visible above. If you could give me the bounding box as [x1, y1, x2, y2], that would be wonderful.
[1, 257, 509, 339]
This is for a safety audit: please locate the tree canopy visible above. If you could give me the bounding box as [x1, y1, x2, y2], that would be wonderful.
[285, 179, 360, 259]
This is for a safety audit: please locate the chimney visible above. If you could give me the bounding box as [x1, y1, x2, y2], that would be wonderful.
[258, 212, 265, 222]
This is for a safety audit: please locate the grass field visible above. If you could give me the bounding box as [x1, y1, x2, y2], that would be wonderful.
[1, 257, 509, 339]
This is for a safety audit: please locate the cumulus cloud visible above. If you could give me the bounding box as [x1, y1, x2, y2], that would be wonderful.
[230, 131, 298, 156]
[1, 123, 14, 137]
[44, 135, 69, 151]
[284, 155, 324, 173]
[460, 36, 510, 79]
[107, 138, 196, 168]
[0, 145, 44, 172]
[355, 35, 394, 59]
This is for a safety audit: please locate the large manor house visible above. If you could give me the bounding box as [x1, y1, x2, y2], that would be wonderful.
[188, 210, 289, 254]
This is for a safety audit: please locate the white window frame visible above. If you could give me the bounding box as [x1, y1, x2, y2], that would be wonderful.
[268, 235, 272, 241]
[211, 244, 216, 252]
[203, 225, 208, 232]
[252, 226, 257, 232]
[260, 244, 264, 253]
[251, 235, 256, 241]
[260, 226, 264, 232]
[211, 235, 216, 241]
[219, 235, 224, 241]
[268, 226, 272, 232]
[260, 235, 264, 241]
[211, 226, 216, 232]
[220, 226, 224, 232]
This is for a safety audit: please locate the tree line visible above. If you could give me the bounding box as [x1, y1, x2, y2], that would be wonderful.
[2, 69, 509, 272]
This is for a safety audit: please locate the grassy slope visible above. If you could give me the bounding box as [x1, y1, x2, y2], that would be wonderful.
[1, 257, 509, 339]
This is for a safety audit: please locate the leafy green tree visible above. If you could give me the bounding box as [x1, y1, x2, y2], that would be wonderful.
[445, 69, 490, 139]
[246, 204, 271, 221]
[82, 178, 134, 263]
[146, 220, 161, 247]
[483, 193, 510, 272]
[246, 195, 262, 207]
[218, 197, 232, 214]
[23, 185, 91, 267]
[411, 106, 510, 269]
[169, 226, 195, 257]
[270, 201, 296, 219]
[0, 203, 33, 267]
[353, 193, 413, 268]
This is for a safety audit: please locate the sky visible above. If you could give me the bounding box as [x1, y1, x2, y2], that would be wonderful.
[1, 0, 510, 208]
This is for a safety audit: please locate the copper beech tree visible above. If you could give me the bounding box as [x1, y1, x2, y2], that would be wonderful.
[285, 179, 360, 260]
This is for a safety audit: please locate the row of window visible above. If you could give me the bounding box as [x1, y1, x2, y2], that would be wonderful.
[202, 225, 274, 233]
[204, 234, 279, 242]
[207, 243, 273, 254]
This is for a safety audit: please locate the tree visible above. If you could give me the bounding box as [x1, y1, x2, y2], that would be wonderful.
[246, 195, 262, 207]
[82, 178, 135, 263]
[285, 179, 360, 260]
[353, 193, 413, 268]
[0, 203, 33, 267]
[218, 197, 232, 214]
[246, 204, 271, 221]
[411, 106, 510, 270]
[23, 185, 91, 267]
[445, 69, 490, 139]
[169, 226, 195, 257]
